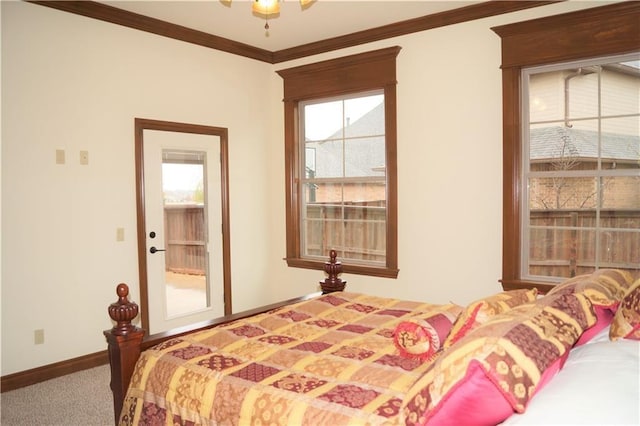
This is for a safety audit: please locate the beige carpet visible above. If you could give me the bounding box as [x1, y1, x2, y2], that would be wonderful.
[1, 364, 113, 425]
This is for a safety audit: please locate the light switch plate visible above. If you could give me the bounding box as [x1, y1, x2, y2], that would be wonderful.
[34, 329, 44, 345]
[56, 149, 65, 165]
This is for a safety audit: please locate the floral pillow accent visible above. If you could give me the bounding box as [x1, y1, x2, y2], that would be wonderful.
[610, 278, 640, 341]
[402, 292, 597, 426]
[394, 320, 441, 362]
[443, 288, 538, 349]
[393, 304, 462, 362]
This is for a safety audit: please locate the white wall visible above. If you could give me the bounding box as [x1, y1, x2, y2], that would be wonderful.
[1, 1, 274, 375]
[262, 1, 606, 305]
[1, 1, 604, 375]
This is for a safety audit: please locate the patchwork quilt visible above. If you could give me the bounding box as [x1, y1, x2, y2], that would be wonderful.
[119, 292, 461, 425]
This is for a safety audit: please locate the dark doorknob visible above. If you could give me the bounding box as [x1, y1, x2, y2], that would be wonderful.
[150, 246, 166, 254]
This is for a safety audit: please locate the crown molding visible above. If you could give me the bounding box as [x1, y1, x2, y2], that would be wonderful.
[29, 0, 561, 64]
[272, 1, 562, 63]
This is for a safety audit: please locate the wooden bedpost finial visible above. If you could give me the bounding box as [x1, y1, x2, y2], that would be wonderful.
[104, 283, 145, 425]
[108, 283, 140, 336]
[319, 249, 347, 294]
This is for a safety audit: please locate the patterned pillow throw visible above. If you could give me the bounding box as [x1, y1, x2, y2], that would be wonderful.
[394, 304, 463, 361]
[394, 320, 441, 361]
[443, 288, 538, 349]
[548, 269, 634, 345]
[591, 269, 636, 292]
[610, 278, 640, 341]
[402, 292, 597, 426]
[548, 269, 634, 309]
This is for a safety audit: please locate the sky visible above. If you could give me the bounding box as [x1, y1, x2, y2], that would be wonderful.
[304, 94, 383, 140]
[163, 163, 203, 192]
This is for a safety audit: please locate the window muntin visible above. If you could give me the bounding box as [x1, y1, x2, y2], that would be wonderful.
[522, 55, 640, 282]
[300, 92, 387, 265]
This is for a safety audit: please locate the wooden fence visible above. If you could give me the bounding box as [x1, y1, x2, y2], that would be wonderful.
[529, 209, 640, 278]
[164, 205, 206, 275]
[304, 202, 386, 263]
[161, 204, 638, 279]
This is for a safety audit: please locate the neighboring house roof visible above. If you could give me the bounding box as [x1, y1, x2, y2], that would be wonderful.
[307, 103, 386, 178]
[530, 126, 639, 163]
[342, 102, 385, 138]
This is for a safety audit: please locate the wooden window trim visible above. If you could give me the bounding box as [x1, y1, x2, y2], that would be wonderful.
[277, 47, 401, 278]
[492, 2, 640, 292]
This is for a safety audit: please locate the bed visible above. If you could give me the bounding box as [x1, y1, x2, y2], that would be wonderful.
[104, 254, 640, 425]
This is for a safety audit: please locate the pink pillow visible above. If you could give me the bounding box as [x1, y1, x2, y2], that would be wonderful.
[574, 305, 614, 346]
[419, 355, 568, 426]
[420, 360, 513, 426]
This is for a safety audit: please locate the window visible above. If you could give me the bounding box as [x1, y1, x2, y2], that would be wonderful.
[277, 47, 400, 278]
[492, 2, 640, 291]
[523, 56, 639, 282]
[301, 91, 387, 265]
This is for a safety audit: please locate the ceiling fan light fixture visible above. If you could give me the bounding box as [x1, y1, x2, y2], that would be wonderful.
[222, 0, 315, 32]
[252, 0, 280, 17]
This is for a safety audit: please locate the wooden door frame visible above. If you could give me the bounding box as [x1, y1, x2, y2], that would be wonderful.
[134, 117, 232, 331]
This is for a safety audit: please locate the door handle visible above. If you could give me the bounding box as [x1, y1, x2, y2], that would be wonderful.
[150, 246, 166, 254]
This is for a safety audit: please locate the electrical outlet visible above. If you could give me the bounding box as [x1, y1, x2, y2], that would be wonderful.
[80, 150, 89, 165]
[34, 329, 45, 345]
